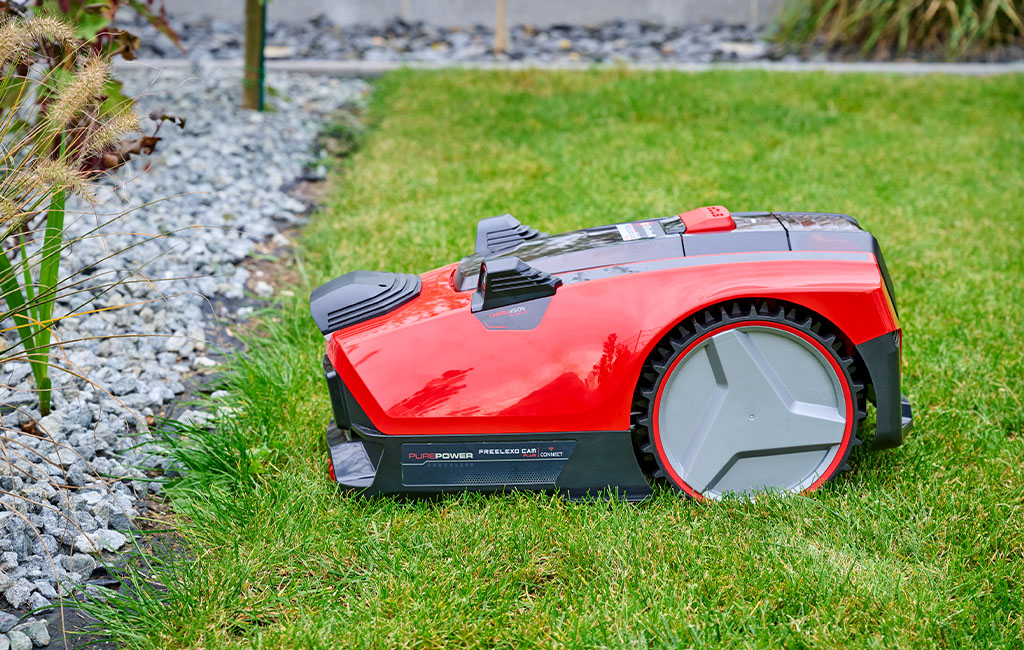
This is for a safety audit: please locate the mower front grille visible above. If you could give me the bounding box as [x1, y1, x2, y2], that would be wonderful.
[323, 273, 420, 332]
[475, 213, 545, 257]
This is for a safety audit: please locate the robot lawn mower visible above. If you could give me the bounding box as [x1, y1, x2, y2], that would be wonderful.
[310, 206, 912, 501]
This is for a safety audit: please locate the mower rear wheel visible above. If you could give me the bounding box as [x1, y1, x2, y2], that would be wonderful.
[633, 301, 863, 500]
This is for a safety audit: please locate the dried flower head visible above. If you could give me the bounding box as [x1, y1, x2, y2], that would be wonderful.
[30, 159, 88, 198]
[0, 16, 74, 67]
[24, 16, 75, 45]
[43, 57, 109, 130]
[0, 195, 19, 224]
[0, 20, 29, 66]
[85, 109, 141, 156]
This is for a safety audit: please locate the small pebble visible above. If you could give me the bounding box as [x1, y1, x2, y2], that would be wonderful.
[11, 619, 49, 647]
[0, 611, 16, 633]
[6, 630, 29, 650]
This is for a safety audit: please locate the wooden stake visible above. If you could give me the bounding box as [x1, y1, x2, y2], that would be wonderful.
[494, 0, 508, 55]
[242, 0, 266, 110]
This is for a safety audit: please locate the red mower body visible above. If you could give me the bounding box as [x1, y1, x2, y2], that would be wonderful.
[311, 207, 911, 500]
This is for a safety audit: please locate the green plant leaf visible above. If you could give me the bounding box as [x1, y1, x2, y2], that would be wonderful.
[29, 188, 66, 415]
[74, 9, 110, 41]
[100, 77, 132, 115]
[0, 77, 30, 109]
[0, 249, 41, 390]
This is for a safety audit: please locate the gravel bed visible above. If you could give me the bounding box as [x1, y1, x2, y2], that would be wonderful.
[135, 14, 775, 64]
[123, 12, 1024, 65]
[0, 66, 368, 646]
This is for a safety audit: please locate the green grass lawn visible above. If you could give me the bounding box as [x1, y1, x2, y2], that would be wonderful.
[97, 69, 1024, 649]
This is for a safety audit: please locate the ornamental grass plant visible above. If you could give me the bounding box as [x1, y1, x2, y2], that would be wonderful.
[776, 0, 1024, 59]
[0, 15, 184, 638]
[0, 16, 140, 416]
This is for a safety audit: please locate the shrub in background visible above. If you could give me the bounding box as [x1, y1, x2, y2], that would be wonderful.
[776, 0, 1024, 59]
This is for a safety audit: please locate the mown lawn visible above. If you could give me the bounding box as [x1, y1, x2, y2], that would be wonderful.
[98, 70, 1023, 648]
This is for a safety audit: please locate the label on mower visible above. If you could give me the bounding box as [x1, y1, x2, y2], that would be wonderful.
[400, 441, 577, 487]
[616, 221, 658, 241]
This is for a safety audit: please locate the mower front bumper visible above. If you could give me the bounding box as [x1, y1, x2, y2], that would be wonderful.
[855, 330, 913, 449]
[901, 393, 914, 437]
[325, 422, 379, 489]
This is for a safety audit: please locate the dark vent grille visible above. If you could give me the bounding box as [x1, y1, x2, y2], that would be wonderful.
[310, 270, 421, 335]
[486, 222, 542, 252]
[475, 214, 545, 256]
[472, 257, 561, 312]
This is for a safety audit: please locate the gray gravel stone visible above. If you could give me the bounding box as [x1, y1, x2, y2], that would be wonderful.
[2, 579, 32, 609]
[59, 555, 95, 577]
[0, 633, 9, 650]
[11, 619, 48, 647]
[74, 530, 127, 554]
[34, 415, 65, 438]
[108, 510, 132, 531]
[0, 611, 15, 632]
[25, 593, 51, 612]
[6, 630, 28, 650]
[30, 581, 56, 600]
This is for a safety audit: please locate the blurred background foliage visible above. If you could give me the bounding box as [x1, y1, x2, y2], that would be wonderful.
[777, 0, 1024, 59]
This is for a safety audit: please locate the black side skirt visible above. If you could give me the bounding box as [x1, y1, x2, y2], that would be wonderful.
[326, 423, 653, 501]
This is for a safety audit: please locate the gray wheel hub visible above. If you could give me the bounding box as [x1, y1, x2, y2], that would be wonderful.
[656, 325, 849, 499]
